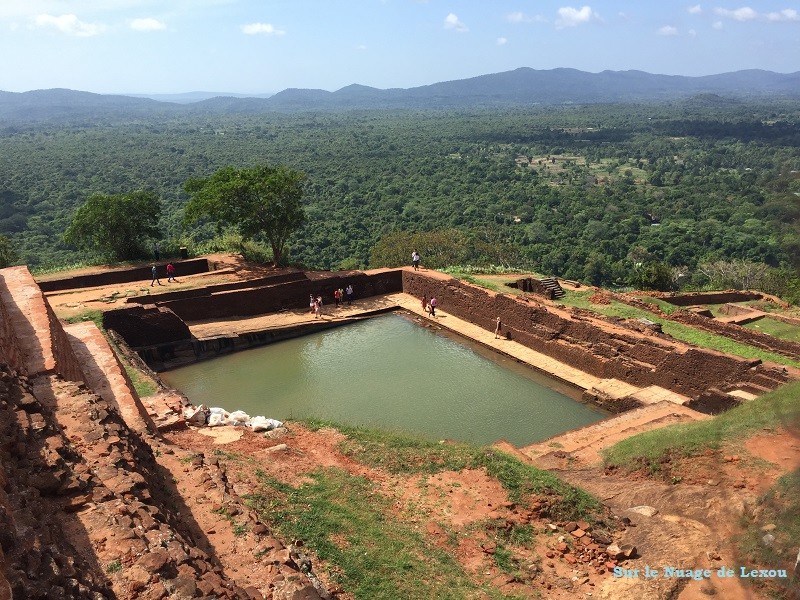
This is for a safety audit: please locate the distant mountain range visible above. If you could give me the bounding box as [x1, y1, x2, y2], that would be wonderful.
[2, 68, 799, 123]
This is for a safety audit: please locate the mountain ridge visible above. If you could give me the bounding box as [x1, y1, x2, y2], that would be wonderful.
[1, 67, 799, 123]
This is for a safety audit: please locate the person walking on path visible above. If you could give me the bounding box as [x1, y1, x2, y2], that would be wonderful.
[411, 250, 420, 271]
[494, 316, 502, 339]
[345, 284, 354, 305]
[313, 297, 321, 319]
[421, 294, 427, 313]
[316, 295, 324, 318]
[429, 296, 437, 317]
[166, 262, 177, 283]
[150, 265, 162, 287]
[310, 294, 316, 314]
[334, 288, 342, 308]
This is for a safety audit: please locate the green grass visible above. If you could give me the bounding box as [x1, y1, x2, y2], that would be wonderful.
[247, 420, 601, 598]
[602, 381, 800, 470]
[560, 290, 800, 368]
[123, 363, 157, 398]
[744, 317, 800, 342]
[105, 559, 122, 574]
[247, 468, 508, 600]
[63, 309, 104, 328]
[633, 296, 679, 315]
[301, 418, 600, 521]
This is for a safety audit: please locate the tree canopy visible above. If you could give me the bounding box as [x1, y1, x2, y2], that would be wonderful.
[63, 191, 161, 261]
[0, 234, 17, 268]
[184, 164, 305, 266]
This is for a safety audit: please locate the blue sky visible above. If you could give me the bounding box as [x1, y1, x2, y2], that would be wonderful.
[2, 1, 798, 94]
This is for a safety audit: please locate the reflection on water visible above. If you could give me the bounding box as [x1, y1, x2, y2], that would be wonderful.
[161, 313, 607, 447]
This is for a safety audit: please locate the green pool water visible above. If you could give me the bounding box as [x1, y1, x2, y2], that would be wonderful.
[160, 313, 607, 447]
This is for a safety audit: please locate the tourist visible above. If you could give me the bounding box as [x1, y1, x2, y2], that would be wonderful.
[411, 250, 420, 271]
[421, 294, 427, 313]
[316, 295, 324, 317]
[309, 294, 316, 314]
[495, 316, 502, 339]
[345, 284, 354, 305]
[334, 287, 342, 308]
[313, 297, 321, 319]
[166, 262, 177, 283]
[150, 265, 162, 287]
[429, 296, 437, 317]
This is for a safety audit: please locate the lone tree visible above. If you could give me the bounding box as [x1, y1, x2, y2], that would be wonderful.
[64, 191, 161, 261]
[184, 164, 305, 266]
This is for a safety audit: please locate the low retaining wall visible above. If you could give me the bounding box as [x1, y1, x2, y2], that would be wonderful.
[103, 305, 192, 348]
[126, 270, 308, 305]
[655, 290, 763, 307]
[669, 310, 800, 361]
[38, 258, 212, 292]
[155, 269, 402, 322]
[140, 310, 396, 371]
[619, 295, 800, 362]
[402, 271, 789, 400]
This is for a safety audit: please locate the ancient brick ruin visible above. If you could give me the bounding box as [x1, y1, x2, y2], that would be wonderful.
[2, 262, 797, 599]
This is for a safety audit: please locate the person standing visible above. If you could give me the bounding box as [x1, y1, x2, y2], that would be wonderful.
[166, 262, 176, 282]
[150, 265, 162, 287]
[494, 316, 502, 339]
[429, 296, 437, 317]
[334, 288, 341, 308]
[345, 284, 354, 305]
[310, 294, 316, 314]
[316, 295, 324, 317]
[421, 294, 427, 313]
[411, 250, 420, 271]
[313, 297, 321, 319]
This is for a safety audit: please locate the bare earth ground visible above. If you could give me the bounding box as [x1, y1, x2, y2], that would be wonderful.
[41, 258, 800, 599]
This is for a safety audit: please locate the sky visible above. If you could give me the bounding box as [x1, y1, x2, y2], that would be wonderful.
[1, 1, 799, 95]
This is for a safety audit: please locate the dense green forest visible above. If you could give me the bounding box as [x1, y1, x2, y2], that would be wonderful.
[1, 100, 799, 294]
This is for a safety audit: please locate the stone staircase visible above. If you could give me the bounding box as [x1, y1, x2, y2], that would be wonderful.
[539, 277, 565, 299]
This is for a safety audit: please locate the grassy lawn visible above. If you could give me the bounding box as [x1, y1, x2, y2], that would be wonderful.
[244, 420, 603, 599]
[602, 381, 800, 470]
[744, 316, 800, 343]
[560, 290, 800, 368]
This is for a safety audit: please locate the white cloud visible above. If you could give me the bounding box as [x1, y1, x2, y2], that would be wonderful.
[555, 6, 598, 28]
[657, 25, 679, 36]
[355, 44, 367, 51]
[688, 4, 702, 14]
[443, 12, 468, 32]
[241, 22, 285, 36]
[34, 13, 105, 36]
[130, 17, 165, 32]
[506, 11, 546, 24]
[766, 8, 799, 21]
[712, 20, 723, 29]
[496, 36, 508, 45]
[714, 7, 757, 21]
[688, 28, 698, 36]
